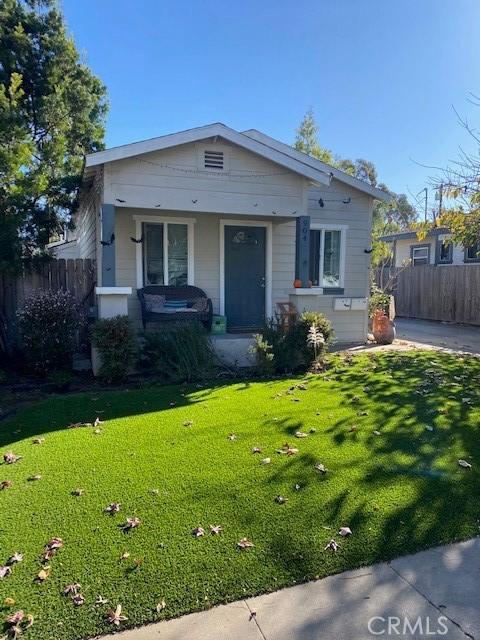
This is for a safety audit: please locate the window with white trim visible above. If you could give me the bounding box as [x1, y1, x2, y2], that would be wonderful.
[309, 227, 345, 289]
[464, 240, 480, 263]
[144, 222, 189, 286]
[411, 244, 430, 266]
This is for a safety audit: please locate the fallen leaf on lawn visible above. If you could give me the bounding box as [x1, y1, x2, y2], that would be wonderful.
[0, 565, 12, 579]
[314, 463, 327, 474]
[295, 431, 308, 438]
[291, 397, 300, 402]
[3, 452, 21, 465]
[425, 426, 434, 432]
[71, 488, 84, 497]
[227, 433, 237, 441]
[252, 447, 262, 454]
[68, 421, 92, 429]
[37, 566, 51, 581]
[28, 474, 42, 482]
[339, 527, 352, 537]
[72, 594, 85, 606]
[106, 604, 127, 626]
[5, 611, 24, 626]
[209, 525, 223, 535]
[8, 554, 23, 565]
[122, 517, 141, 531]
[324, 539, 340, 552]
[104, 502, 121, 514]
[93, 428, 102, 435]
[4, 597, 15, 607]
[348, 425, 358, 433]
[357, 410, 369, 416]
[120, 552, 130, 560]
[183, 420, 193, 427]
[95, 596, 108, 605]
[94, 417, 102, 427]
[150, 488, 159, 495]
[192, 526, 205, 537]
[237, 538, 254, 549]
[275, 495, 288, 504]
[156, 600, 166, 613]
[0, 480, 12, 490]
[373, 430, 381, 436]
[32, 438, 45, 445]
[458, 459, 472, 469]
[133, 558, 144, 568]
[260, 457, 271, 465]
[309, 427, 317, 433]
[294, 483, 301, 491]
[43, 537, 63, 560]
[64, 583, 81, 596]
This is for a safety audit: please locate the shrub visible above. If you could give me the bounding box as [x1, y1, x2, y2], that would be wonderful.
[369, 284, 390, 318]
[91, 316, 136, 383]
[138, 321, 216, 383]
[251, 311, 333, 374]
[250, 333, 275, 377]
[17, 289, 80, 374]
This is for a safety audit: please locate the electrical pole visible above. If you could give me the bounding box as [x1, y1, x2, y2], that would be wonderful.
[437, 183, 443, 223]
[417, 187, 428, 222]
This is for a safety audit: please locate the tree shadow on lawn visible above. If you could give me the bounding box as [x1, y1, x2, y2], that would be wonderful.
[0, 377, 280, 448]
[257, 352, 480, 580]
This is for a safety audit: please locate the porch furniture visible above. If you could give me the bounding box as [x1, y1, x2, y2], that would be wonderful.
[276, 301, 297, 330]
[138, 285, 213, 331]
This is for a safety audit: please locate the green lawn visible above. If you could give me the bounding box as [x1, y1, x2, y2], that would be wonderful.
[1, 351, 480, 639]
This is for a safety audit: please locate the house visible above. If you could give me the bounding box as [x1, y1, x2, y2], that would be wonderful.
[46, 229, 79, 259]
[380, 228, 480, 267]
[76, 123, 389, 347]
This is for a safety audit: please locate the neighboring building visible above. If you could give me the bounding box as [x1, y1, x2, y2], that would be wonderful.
[76, 123, 389, 343]
[380, 228, 480, 267]
[46, 229, 79, 259]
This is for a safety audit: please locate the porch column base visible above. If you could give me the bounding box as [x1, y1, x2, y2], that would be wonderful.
[95, 287, 132, 319]
[92, 287, 133, 377]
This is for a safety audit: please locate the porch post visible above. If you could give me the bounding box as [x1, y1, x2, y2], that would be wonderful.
[295, 215, 310, 287]
[101, 203, 116, 286]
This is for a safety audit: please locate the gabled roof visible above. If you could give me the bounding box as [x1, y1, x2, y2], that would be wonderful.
[242, 129, 391, 202]
[84, 122, 391, 201]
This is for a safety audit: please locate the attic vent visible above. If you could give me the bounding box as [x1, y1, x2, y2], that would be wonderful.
[204, 150, 224, 170]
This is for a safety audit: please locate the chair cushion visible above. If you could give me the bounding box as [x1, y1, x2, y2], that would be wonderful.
[144, 294, 165, 312]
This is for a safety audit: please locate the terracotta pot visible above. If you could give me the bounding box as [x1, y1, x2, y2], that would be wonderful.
[372, 310, 395, 345]
[293, 279, 302, 288]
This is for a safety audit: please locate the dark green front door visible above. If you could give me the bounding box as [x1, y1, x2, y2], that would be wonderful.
[224, 225, 266, 331]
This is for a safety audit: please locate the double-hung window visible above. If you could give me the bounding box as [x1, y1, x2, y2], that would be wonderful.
[143, 221, 191, 286]
[464, 240, 480, 263]
[309, 226, 346, 290]
[411, 244, 430, 266]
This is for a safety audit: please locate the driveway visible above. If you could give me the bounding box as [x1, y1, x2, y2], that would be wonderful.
[98, 539, 480, 639]
[394, 318, 480, 355]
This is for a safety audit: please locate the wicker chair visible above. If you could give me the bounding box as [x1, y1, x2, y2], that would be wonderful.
[137, 285, 213, 331]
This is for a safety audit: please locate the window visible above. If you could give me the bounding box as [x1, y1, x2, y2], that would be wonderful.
[464, 240, 480, 263]
[309, 227, 345, 289]
[437, 240, 453, 264]
[411, 244, 430, 266]
[144, 222, 189, 286]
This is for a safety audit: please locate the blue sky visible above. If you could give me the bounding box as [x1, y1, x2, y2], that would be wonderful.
[63, 0, 480, 213]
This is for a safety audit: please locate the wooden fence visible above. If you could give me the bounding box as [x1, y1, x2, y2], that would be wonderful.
[0, 259, 96, 352]
[374, 265, 480, 326]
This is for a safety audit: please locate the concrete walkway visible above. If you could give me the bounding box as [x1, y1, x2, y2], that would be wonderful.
[100, 538, 479, 640]
[395, 318, 480, 355]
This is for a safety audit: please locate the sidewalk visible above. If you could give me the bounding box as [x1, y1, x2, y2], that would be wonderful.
[99, 538, 479, 640]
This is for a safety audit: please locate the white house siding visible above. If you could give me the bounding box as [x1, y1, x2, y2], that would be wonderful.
[104, 141, 307, 218]
[75, 170, 102, 262]
[47, 241, 79, 259]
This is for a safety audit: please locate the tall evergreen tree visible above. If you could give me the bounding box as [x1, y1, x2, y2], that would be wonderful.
[0, 0, 107, 272]
[294, 109, 334, 164]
